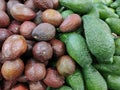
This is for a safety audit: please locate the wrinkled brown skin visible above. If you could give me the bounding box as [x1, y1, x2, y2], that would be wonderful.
[20, 21, 36, 39]
[42, 9, 63, 27]
[50, 38, 65, 57]
[8, 20, 21, 34]
[2, 35, 27, 61]
[32, 23, 56, 41]
[25, 59, 46, 81]
[56, 55, 76, 77]
[52, 0, 59, 9]
[60, 14, 82, 32]
[24, 0, 37, 11]
[10, 4, 36, 22]
[29, 81, 46, 90]
[0, 28, 12, 43]
[0, 10, 10, 28]
[1, 58, 24, 80]
[34, 10, 42, 25]
[32, 41, 53, 62]
[11, 84, 28, 90]
[3, 79, 17, 90]
[0, 0, 6, 11]
[17, 75, 28, 83]
[33, 0, 53, 10]
[43, 68, 65, 88]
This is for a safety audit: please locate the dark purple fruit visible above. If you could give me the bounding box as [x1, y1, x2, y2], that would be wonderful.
[32, 41, 53, 62]
[32, 23, 56, 41]
[34, 10, 42, 25]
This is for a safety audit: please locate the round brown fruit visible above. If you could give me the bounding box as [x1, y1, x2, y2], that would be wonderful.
[29, 81, 46, 90]
[33, 0, 53, 10]
[8, 20, 21, 34]
[25, 59, 46, 81]
[50, 39, 65, 57]
[1, 58, 24, 80]
[7, 0, 20, 15]
[42, 9, 63, 27]
[0, 10, 10, 28]
[43, 68, 64, 88]
[10, 3, 36, 21]
[24, 0, 37, 11]
[2, 35, 27, 61]
[32, 23, 56, 41]
[60, 14, 81, 32]
[56, 55, 76, 77]
[20, 21, 36, 39]
[0, 28, 12, 44]
[32, 41, 53, 62]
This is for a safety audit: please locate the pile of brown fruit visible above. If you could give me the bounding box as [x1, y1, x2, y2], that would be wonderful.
[0, 0, 81, 90]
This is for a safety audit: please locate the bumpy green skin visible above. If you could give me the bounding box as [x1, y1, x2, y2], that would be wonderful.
[116, 7, 120, 16]
[106, 18, 120, 35]
[106, 74, 120, 90]
[59, 0, 93, 14]
[94, 3, 119, 20]
[93, 0, 113, 6]
[83, 65, 107, 90]
[66, 69, 84, 90]
[57, 86, 72, 90]
[88, 7, 99, 18]
[61, 10, 74, 19]
[115, 38, 120, 55]
[110, 0, 120, 8]
[94, 56, 120, 75]
[112, 56, 120, 65]
[60, 32, 92, 68]
[83, 15, 115, 63]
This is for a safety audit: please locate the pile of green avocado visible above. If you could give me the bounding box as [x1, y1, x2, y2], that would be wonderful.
[47, 0, 120, 90]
